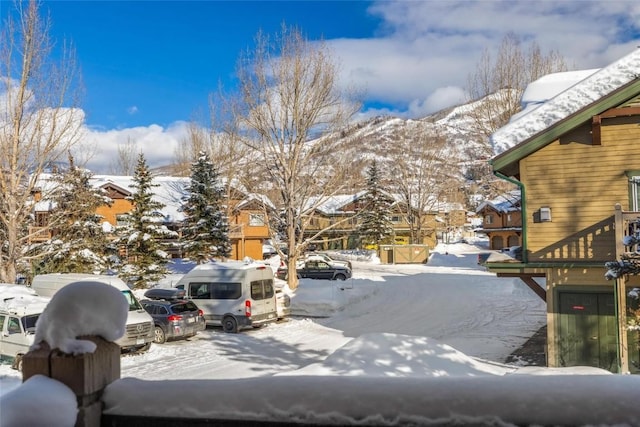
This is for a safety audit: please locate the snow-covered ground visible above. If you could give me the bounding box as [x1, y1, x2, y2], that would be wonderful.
[1, 240, 545, 391]
[4, 240, 640, 425]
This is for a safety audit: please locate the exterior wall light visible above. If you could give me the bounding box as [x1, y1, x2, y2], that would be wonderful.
[540, 207, 552, 222]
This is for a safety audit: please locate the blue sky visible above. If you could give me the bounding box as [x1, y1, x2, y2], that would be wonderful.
[37, 1, 382, 130]
[2, 0, 640, 171]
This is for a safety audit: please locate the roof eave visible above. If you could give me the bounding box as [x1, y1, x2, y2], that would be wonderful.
[490, 77, 640, 175]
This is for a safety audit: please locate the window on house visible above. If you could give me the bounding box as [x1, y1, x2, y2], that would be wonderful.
[391, 215, 402, 223]
[507, 214, 512, 223]
[249, 213, 265, 226]
[630, 175, 640, 210]
[485, 215, 494, 225]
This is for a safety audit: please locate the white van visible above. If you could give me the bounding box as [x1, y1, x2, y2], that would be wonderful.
[30, 273, 155, 352]
[174, 259, 278, 333]
[0, 285, 49, 370]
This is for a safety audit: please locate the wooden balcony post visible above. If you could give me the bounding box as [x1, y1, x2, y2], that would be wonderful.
[22, 337, 121, 427]
[613, 203, 630, 374]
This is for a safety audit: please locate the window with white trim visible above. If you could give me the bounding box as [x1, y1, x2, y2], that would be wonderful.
[630, 175, 640, 210]
[249, 213, 265, 226]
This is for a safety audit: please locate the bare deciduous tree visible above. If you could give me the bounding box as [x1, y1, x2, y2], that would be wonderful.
[0, 0, 84, 283]
[230, 24, 361, 289]
[171, 121, 209, 176]
[389, 123, 453, 245]
[466, 32, 568, 140]
[108, 136, 139, 175]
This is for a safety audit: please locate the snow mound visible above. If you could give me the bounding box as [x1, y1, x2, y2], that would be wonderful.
[31, 281, 128, 354]
[281, 333, 516, 377]
[0, 375, 77, 427]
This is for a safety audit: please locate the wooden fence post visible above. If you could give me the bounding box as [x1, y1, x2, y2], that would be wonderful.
[22, 336, 121, 427]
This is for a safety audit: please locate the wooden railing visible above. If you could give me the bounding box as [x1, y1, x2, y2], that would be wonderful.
[228, 224, 244, 239]
[28, 226, 52, 242]
[16, 337, 640, 427]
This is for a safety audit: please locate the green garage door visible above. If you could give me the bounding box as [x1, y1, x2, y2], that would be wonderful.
[557, 292, 619, 373]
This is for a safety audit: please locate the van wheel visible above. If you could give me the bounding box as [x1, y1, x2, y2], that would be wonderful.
[222, 316, 238, 333]
[12, 354, 23, 371]
[154, 326, 166, 344]
[335, 274, 346, 281]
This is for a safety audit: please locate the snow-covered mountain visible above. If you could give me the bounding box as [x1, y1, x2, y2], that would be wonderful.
[323, 91, 512, 204]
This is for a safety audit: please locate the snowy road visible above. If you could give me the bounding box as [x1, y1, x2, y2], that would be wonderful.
[317, 250, 545, 361]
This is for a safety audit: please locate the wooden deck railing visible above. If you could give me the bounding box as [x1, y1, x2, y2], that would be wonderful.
[28, 226, 52, 242]
[17, 337, 640, 427]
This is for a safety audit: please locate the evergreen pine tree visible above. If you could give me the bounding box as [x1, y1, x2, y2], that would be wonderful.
[357, 160, 393, 248]
[181, 151, 231, 262]
[116, 153, 175, 288]
[32, 155, 114, 274]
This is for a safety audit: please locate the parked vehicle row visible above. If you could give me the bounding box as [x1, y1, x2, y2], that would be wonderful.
[0, 259, 294, 370]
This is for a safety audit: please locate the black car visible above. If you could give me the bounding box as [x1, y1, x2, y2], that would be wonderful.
[141, 288, 206, 344]
[277, 260, 352, 281]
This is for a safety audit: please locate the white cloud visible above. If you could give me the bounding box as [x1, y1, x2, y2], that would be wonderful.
[56, 0, 640, 171]
[328, 0, 640, 118]
[127, 106, 139, 115]
[83, 121, 191, 173]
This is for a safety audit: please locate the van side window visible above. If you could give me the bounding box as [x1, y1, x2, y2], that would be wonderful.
[8, 317, 21, 334]
[189, 282, 241, 300]
[0, 315, 5, 333]
[190, 283, 211, 299]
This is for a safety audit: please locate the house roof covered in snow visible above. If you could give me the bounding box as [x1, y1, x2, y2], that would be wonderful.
[33, 174, 271, 224]
[476, 190, 521, 214]
[490, 49, 640, 176]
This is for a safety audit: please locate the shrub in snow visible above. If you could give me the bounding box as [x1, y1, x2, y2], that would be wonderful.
[31, 281, 128, 354]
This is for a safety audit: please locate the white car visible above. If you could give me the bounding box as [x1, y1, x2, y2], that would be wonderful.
[0, 284, 49, 370]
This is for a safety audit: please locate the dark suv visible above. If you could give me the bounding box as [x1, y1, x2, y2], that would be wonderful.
[141, 288, 206, 344]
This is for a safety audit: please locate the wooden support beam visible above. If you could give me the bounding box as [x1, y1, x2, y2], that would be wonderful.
[496, 273, 546, 301]
[591, 115, 601, 145]
[520, 276, 547, 302]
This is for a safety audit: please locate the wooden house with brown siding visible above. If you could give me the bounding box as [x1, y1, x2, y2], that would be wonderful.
[228, 196, 273, 260]
[301, 193, 451, 251]
[475, 191, 522, 250]
[30, 175, 272, 263]
[487, 50, 640, 374]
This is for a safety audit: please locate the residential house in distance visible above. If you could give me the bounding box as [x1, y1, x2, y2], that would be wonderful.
[30, 174, 272, 263]
[475, 190, 522, 250]
[488, 49, 640, 374]
[302, 193, 465, 251]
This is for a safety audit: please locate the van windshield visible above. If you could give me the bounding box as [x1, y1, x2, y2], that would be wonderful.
[121, 290, 142, 311]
